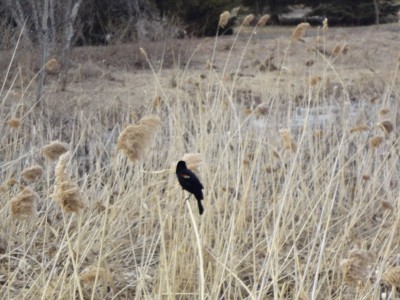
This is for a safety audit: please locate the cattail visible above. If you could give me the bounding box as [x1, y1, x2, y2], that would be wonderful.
[43, 141, 69, 161]
[6, 118, 21, 128]
[242, 14, 255, 26]
[182, 153, 202, 176]
[340, 248, 376, 287]
[279, 129, 297, 152]
[257, 14, 270, 26]
[117, 115, 160, 162]
[45, 58, 60, 74]
[378, 120, 394, 135]
[219, 11, 231, 29]
[11, 186, 38, 220]
[291, 22, 310, 41]
[51, 152, 84, 213]
[21, 165, 44, 182]
[310, 76, 321, 86]
[322, 18, 328, 30]
[350, 124, 369, 133]
[305, 59, 314, 67]
[370, 136, 384, 148]
[381, 200, 394, 212]
[255, 103, 269, 116]
[379, 107, 390, 115]
[332, 44, 343, 56]
[382, 266, 400, 287]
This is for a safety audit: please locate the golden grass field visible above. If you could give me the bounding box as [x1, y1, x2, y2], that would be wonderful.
[1, 22, 400, 299]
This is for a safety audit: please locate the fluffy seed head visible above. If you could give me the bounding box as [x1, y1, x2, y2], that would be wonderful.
[370, 136, 384, 148]
[382, 266, 400, 287]
[378, 120, 394, 135]
[45, 58, 60, 74]
[11, 186, 38, 220]
[257, 14, 270, 26]
[291, 22, 310, 41]
[117, 115, 160, 162]
[21, 165, 44, 182]
[43, 141, 69, 161]
[340, 248, 376, 287]
[379, 107, 390, 115]
[51, 152, 84, 213]
[322, 18, 328, 30]
[80, 267, 112, 285]
[6, 118, 21, 129]
[242, 14, 255, 26]
[279, 129, 297, 152]
[255, 103, 269, 116]
[219, 11, 231, 28]
[182, 153, 202, 176]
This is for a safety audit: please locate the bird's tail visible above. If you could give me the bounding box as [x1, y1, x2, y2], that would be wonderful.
[197, 199, 204, 215]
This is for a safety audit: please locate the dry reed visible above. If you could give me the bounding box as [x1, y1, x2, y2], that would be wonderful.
[340, 248, 376, 288]
[117, 115, 160, 162]
[370, 136, 384, 148]
[291, 22, 311, 41]
[322, 18, 328, 30]
[382, 266, 400, 287]
[377, 120, 394, 135]
[43, 141, 69, 161]
[6, 118, 21, 128]
[242, 14, 255, 26]
[21, 165, 44, 182]
[51, 152, 84, 213]
[257, 14, 270, 26]
[11, 186, 38, 220]
[350, 124, 369, 133]
[219, 11, 231, 29]
[279, 129, 297, 152]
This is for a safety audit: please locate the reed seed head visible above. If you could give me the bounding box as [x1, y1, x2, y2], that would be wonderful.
[80, 267, 112, 285]
[257, 14, 270, 26]
[117, 115, 160, 162]
[242, 14, 255, 26]
[340, 248, 376, 287]
[21, 165, 44, 182]
[11, 186, 38, 220]
[291, 22, 310, 41]
[370, 136, 384, 148]
[182, 153, 202, 176]
[43, 141, 69, 161]
[322, 18, 328, 30]
[378, 120, 394, 135]
[51, 152, 84, 213]
[382, 266, 400, 287]
[45, 58, 60, 74]
[279, 129, 297, 152]
[6, 118, 21, 129]
[350, 124, 369, 133]
[219, 11, 231, 28]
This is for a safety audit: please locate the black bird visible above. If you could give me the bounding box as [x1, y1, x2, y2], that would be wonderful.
[176, 160, 204, 215]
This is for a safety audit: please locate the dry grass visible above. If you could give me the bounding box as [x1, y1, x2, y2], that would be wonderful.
[1, 21, 400, 299]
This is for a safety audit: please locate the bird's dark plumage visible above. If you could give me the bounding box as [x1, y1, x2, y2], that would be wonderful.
[176, 160, 204, 215]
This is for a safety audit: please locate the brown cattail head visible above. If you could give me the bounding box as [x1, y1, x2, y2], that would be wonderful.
[219, 11, 231, 28]
[257, 14, 270, 26]
[6, 118, 21, 129]
[45, 58, 60, 74]
[117, 115, 160, 163]
[43, 141, 69, 161]
[340, 248, 376, 288]
[51, 152, 84, 213]
[279, 129, 297, 152]
[242, 14, 255, 26]
[378, 120, 394, 135]
[21, 165, 44, 182]
[310, 76, 322, 86]
[11, 186, 38, 220]
[382, 266, 400, 287]
[370, 136, 384, 148]
[291, 22, 311, 41]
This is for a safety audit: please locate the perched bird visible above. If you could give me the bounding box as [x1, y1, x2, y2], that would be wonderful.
[176, 160, 204, 215]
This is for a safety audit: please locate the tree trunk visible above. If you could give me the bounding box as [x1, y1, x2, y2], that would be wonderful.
[36, 0, 49, 105]
[373, 0, 380, 25]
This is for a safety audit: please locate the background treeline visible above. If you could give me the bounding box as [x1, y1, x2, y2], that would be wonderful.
[0, 0, 399, 49]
